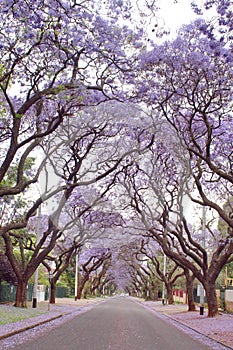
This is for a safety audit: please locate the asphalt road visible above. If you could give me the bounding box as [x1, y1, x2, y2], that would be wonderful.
[13, 297, 213, 350]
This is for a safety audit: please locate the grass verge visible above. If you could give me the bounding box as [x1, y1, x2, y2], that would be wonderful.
[0, 304, 48, 325]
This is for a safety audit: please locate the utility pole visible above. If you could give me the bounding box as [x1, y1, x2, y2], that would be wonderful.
[48, 271, 53, 311]
[200, 206, 206, 315]
[162, 253, 167, 305]
[75, 252, 79, 301]
[32, 205, 41, 308]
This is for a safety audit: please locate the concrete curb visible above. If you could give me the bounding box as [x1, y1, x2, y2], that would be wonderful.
[2, 299, 232, 349]
[0, 299, 106, 341]
[163, 313, 233, 350]
[133, 300, 233, 350]
[0, 313, 65, 340]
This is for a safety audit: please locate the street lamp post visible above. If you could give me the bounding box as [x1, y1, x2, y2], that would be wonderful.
[32, 205, 41, 308]
[200, 206, 206, 315]
[74, 253, 79, 301]
[162, 253, 167, 305]
[48, 271, 53, 311]
[146, 281, 149, 300]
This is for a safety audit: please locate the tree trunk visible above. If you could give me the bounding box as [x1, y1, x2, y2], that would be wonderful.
[76, 275, 89, 300]
[83, 288, 88, 299]
[148, 287, 153, 301]
[50, 280, 56, 304]
[15, 280, 28, 308]
[152, 283, 159, 301]
[185, 272, 196, 311]
[166, 282, 174, 304]
[205, 281, 218, 317]
[76, 284, 82, 299]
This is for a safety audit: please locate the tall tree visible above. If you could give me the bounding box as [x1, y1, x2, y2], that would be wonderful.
[119, 136, 233, 316]
[0, 0, 151, 250]
[2, 102, 152, 307]
[76, 247, 111, 299]
[132, 20, 233, 316]
[137, 20, 233, 229]
[135, 240, 184, 304]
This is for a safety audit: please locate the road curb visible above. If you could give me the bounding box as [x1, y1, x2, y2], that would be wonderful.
[0, 299, 106, 341]
[0, 313, 65, 340]
[163, 313, 233, 350]
[133, 300, 233, 350]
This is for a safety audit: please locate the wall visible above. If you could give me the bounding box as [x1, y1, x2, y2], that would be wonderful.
[225, 289, 233, 313]
[172, 289, 187, 304]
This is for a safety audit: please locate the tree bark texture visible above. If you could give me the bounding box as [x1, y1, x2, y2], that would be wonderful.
[50, 280, 56, 304]
[185, 271, 196, 311]
[166, 282, 174, 305]
[15, 281, 28, 308]
[205, 282, 219, 317]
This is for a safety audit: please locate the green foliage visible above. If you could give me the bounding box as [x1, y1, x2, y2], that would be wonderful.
[218, 197, 233, 236]
[174, 275, 186, 290]
[0, 63, 9, 91]
[53, 84, 66, 94]
[216, 262, 233, 288]
[0, 236, 5, 253]
[0, 157, 35, 188]
[28, 266, 50, 286]
[4, 228, 36, 277]
[226, 262, 233, 278]
[15, 113, 23, 119]
[83, 281, 91, 298]
[58, 259, 76, 291]
[0, 63, 5, 77]
[57, 279, 68, 288]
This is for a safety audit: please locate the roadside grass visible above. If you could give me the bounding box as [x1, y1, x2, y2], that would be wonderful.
[0, 304, 48, 325]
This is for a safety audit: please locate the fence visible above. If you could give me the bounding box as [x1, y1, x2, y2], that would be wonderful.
[0, 284, 33, 303]
[172, 289, 187, 303]
[0, 283, 68, 303]
[217, 287, 233, 312]
[173, 287, 233, 312]
[193, 286, 207, 304]
[56, 286, 68, 298]
[172, 287, 207, 304]
[44, 286, 68, 300]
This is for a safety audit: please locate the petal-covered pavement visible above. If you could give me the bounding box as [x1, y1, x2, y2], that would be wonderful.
[0, 297, 233, 349]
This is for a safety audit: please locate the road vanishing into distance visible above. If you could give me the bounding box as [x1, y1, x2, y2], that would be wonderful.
[12, 297, 220, 350]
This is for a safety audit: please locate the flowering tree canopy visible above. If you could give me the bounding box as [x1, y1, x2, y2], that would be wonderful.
[0, 1, 232, 313]
[137, 20, 233, 228]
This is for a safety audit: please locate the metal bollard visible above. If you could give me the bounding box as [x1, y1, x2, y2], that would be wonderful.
[200, 306, 204, 315]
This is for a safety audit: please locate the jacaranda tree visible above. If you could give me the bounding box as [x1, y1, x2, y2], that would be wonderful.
[0, 0, 154, 306]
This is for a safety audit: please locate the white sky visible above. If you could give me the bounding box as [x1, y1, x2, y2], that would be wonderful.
[150, 0, 216, 41]
[158, 0, 196, 32]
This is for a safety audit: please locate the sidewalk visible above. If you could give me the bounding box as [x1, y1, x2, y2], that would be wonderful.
[1, 298, 233, 349]
[136, 299, 233, 349]
[0, 298, 103, 340]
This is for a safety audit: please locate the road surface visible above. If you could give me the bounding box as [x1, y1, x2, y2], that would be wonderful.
[13, 297, 218, 350]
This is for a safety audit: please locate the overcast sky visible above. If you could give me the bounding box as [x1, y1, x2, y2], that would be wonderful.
[158, 0, 196, 31]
